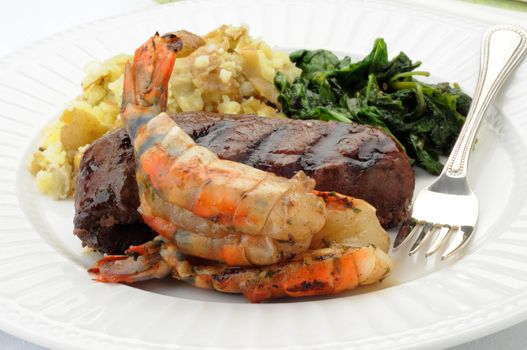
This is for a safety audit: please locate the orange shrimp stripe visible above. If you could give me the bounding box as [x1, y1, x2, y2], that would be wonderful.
[220, 245, 249, 266]
[140, 146, 173, 190]
[140, 146, 261, 227]
[142, 214, 178, 239]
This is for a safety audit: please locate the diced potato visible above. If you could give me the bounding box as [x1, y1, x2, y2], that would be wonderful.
[176, 89, 204, 112]
[35, 166, 72, 200]
[60, 105, 108, 151]
[194, 55, 210, 68]
[218, 96, 241, 114]
[238, 48, 293, 104]
[241, 97, 283, 118]
[219, 69, 232, 83]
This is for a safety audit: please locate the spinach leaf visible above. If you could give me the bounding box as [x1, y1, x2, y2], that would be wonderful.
[290, 49, 341, 78]
[275, 39, 471, 174]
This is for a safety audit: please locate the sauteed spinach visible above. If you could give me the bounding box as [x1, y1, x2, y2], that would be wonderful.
[275, 38, 471, 174]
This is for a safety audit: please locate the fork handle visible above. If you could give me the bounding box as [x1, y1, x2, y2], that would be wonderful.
[444, 25, 527, 178]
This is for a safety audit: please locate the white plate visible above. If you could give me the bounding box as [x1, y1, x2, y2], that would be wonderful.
[2, 0, 527, 349]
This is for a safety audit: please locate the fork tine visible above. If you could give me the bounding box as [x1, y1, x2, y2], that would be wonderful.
[393, 219, 421, 250]
[441, 226, 475, 260]
[425, 225, 458, 257]
[409, 222, 437, 256]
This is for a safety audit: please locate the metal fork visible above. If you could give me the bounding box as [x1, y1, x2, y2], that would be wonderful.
[393, 25, 527, 259]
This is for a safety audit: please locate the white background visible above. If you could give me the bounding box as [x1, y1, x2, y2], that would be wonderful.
[0, 0, 526, 349]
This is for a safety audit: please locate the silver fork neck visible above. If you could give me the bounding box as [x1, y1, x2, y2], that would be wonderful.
[444, 25, 527, 179]
[429, 174, 470, 195]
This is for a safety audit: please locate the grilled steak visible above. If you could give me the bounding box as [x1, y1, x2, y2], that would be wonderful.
[74, 112, 414, 254]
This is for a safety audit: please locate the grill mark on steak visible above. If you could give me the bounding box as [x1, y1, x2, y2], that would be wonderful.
[171, 112, 222, 140]
[248, 121, 327, 178]
[302, 123, 352, 170]
[196, 118, 280, 163]
[306, 126, 359, 197]
[74, 112, 414, 254]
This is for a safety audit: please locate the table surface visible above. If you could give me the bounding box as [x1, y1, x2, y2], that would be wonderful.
[1, 0, 527, 349]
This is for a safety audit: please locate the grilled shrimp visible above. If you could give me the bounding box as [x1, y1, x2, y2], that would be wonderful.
[121, 33, 327, 266]
[138, 173, 315, 265]
[90, 238, 391, 303]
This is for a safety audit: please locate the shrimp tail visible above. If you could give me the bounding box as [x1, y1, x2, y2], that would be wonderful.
[89, 239, 171, 283]
[122, 32, 182, 140]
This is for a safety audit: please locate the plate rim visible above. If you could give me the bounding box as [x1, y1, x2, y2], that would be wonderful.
[2, 0, 527, 349]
